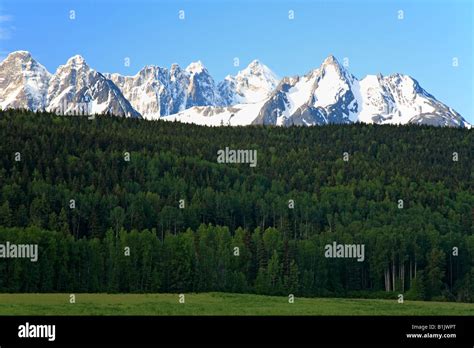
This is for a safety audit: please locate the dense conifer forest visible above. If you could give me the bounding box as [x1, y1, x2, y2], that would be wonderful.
[0, 109, 472, 301]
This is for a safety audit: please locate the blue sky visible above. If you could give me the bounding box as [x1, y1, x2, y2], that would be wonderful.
[1, 0, 473, 122]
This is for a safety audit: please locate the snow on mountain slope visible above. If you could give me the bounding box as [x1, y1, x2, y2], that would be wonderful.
[47, 55, 140, 117]
[185, 60, 205, 75]
[253, 55, 359, 126]
[161, 100, 267, 126]
[353, 73, 468, 127]
[218, 60, 279, 105]
[1, 51, 470, 128]
[106, 61, 222, 120]
[249, 55, 470, 127]
[106, 65, 188, 119]
[0, 51, 51, 110]
[314, 59, 352, 108]
[282, 75, 315, 118]
[185, 61, 223, 108]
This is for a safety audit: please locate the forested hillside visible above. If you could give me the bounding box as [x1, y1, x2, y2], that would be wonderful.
[0, 109, 472, 301]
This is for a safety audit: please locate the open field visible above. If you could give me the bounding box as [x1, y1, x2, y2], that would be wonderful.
[0, 293, 473, 315]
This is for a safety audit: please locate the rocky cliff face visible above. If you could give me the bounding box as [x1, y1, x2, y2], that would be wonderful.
[47, 55, 139, 117]
[1, 51, 470, 128]
[0, 51, 51, 111]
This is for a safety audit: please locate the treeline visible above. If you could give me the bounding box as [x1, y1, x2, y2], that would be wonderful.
[0, 109, 473, 301]
[1, 225, 472, 302]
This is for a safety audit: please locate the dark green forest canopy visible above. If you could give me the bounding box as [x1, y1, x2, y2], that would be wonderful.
[0, 109, 472, 301]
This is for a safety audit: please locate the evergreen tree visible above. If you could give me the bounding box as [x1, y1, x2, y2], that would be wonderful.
[0, 201, 12, 227]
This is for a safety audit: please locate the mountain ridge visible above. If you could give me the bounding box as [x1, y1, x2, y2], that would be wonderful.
[0, 51, 470, 128]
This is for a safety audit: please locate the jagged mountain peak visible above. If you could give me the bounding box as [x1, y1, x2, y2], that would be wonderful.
[354, 72, 469, 127]
[243, 59, 269, 74]
[0, 50, 51, 111]
[170, 63, 182, 71]
[137, 64, 167, 77]
[248, 59, 262, 67]
[322, 54, 339, 66]
[65, 54, 88, 67]
[317, 55, 352, 79]
[186, 60, 206, 74]
[384, 73, 432, 98]
[218, 59, 279, 105]
[107, 59, 221, 119]
[46, 54, 139, 117]
[0, 52, 470, 127]
[141, 64, 160, 71]
[0, 51, 50, 74]
[3, 50, 34, 63]
[237, 59, 278, 80]
[186, 61, 222, 108]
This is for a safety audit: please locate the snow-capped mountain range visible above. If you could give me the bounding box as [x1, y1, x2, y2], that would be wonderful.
[0, 51, 470, 128]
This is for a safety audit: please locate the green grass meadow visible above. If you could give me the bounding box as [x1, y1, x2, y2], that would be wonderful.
[0, 292, 473, 315]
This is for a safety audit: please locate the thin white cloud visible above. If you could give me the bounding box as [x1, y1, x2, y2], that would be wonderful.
[0, 29, 10, 40]
[0, 15, 12, 23]
[0, 14, 13, 40]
